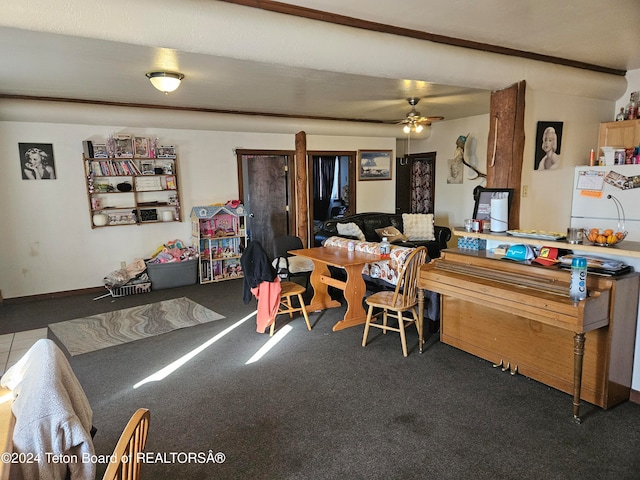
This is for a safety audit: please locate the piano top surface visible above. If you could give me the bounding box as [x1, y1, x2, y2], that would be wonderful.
[419, 249, 618, 332]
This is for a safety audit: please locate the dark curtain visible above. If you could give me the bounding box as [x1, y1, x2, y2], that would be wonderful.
[313, 156, 336, 221]
[411, 158, 434, 213]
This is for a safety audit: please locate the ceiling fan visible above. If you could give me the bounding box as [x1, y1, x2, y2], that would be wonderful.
[399, 97, 444, 133]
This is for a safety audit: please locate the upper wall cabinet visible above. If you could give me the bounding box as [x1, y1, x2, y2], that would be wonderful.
[598, 119, 640, 154]
[82, 137, 182, 228]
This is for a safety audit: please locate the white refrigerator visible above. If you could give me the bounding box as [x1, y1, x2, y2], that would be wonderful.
[570, 164, 640, 396]
[570, 164, 640, 241]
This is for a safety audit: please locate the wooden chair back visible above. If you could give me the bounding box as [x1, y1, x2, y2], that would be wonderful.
[102, 408, 150, 480]
[391, 246, 428, 308]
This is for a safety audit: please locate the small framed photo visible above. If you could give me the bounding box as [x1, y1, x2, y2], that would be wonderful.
[358, 150, 392, 180]
[140, 160, 155, 175]
[114, 134, 133, 158]
[156, 145, 176, 158]
[134, 137, 150, 158]
[93, 143, 108, 158]
[472, 187, 514, 221]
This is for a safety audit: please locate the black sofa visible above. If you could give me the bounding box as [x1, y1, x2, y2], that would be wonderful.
[314, 212, 452, 261]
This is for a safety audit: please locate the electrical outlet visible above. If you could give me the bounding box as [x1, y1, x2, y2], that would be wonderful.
[522, 185, 528, 197]
[120, 261, 126, 269]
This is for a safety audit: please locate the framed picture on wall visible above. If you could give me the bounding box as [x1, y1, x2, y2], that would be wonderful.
[18, 143, 56, 180]
[358, 150, 392, 180]
[534, 121, 563, 170]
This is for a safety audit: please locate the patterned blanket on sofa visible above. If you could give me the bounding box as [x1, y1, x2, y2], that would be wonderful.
[323, 236, 415, 286]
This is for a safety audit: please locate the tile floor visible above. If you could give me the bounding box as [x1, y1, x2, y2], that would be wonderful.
[0, 328, 48, 376]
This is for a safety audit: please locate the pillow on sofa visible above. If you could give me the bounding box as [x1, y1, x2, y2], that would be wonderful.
[402, 213, 435, 241]
[337, 222, 366, 241]
[375, 226, 408, 244]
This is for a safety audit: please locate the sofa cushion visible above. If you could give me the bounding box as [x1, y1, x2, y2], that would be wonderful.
[337, 222, 366, 241]
[402, 213, 435, 241]
[375, 226, 408, 244]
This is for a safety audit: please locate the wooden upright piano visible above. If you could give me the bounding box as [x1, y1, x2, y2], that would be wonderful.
[419, 249, 639, 422]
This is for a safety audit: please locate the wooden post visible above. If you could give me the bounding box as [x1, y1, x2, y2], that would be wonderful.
[294, 131, 309, 247]
[486, 80, 526, 231]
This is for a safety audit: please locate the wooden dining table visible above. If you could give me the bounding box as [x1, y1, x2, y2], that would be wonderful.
[289, 246, 387, 331]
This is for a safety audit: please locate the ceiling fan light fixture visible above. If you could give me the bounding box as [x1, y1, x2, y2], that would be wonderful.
[146, 71, 185, 94]
[399, 97, 442, 134]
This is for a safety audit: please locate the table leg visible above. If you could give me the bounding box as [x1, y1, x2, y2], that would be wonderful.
[332, 264, 368, 331]
[572, 332, 586, 424]
[306, 261, 341, 312]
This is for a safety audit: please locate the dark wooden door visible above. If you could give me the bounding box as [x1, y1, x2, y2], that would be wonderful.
[239, 153, 291, 258]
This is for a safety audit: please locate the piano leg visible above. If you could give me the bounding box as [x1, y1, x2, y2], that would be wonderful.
[418, 289, 424, 353]
[573, 333, 586, 424]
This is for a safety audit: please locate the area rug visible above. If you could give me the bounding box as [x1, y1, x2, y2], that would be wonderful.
[48, 297, 225, 356]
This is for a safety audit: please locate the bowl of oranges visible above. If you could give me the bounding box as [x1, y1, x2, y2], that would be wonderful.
[586, 228, 627, 247]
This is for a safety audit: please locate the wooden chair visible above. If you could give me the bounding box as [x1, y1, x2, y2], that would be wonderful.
[272, 235, 313, 289]
[270, 281, 312, 336]
[362, 247, 428, 356]
[102, 408, 150, 480]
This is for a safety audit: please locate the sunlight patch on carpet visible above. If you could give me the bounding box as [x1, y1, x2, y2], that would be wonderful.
[48, 297, 224, 356]
[133, 310, 256, 388]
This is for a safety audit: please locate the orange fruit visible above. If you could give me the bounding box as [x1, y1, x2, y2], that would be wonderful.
[590, 228, 599, 235]
[616, 231, 625, 240]
[604, 229, 613, 236]
[597, 234, 606, 244]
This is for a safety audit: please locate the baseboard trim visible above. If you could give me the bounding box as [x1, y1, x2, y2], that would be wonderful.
[2, 286, 105, 304]
[630, 389, 640, 404]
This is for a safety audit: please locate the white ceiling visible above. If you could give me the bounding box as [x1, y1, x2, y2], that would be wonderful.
[1, 0, 639, 126]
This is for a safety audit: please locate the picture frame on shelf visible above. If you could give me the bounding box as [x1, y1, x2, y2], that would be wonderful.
[93, 143, 108, 158]
[472, 187, 514, 221]
[114, 134, 133, 158]
[140, 160, 155, 175]
[134, 137, 150, 158]
[156, 145, 176, 158]
[358, 150, 392, 180]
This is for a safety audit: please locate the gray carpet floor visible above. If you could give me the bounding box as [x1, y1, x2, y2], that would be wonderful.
[2, 279, 640, 479]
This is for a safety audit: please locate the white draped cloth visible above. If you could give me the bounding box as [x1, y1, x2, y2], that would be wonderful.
[1, 339, 95, 480]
